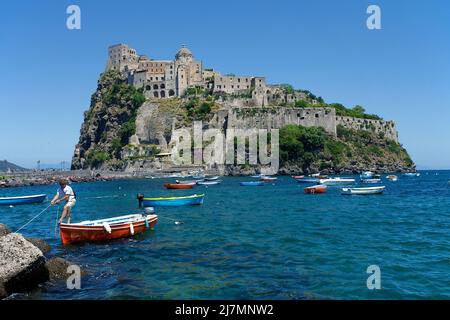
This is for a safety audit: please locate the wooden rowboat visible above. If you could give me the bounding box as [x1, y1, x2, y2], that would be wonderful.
[292, 175, 305, 179]
[0, 194, 47, 206]
[164, 183, 194, 189]
[59, 213, 158, 245]
[143, 194, 205, 207]
[304, 185, 327, 194]
[196, 180, 222, 185]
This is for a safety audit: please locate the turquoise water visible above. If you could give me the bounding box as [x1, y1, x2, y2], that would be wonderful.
[1, 171, 450, 299]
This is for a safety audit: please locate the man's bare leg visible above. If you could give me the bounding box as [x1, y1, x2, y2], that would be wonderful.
[59, 206, 68, 224]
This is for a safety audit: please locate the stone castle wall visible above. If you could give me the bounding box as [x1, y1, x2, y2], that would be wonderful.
[336, 116, 398, 142]
[209, 108, 399, 142]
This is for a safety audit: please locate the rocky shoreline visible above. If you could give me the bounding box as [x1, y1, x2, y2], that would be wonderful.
[0, 224, 82, 299]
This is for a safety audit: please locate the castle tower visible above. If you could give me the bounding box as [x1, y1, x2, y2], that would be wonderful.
[106, 44, 138, 72]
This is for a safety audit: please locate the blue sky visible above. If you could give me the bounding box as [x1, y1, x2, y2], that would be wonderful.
[1, 0, 449, 169]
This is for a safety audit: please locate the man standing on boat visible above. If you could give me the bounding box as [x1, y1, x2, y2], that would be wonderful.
[50, 178, 76, 224]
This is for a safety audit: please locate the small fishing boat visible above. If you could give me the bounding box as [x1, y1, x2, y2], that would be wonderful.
[319, 177, 356, 185]
[386, 175, 398, 181]
[404, 172, 420, 177]
[304, 185, 327, 194]
[175, 180, 197, 185]
[360, 171, 374, 179]
[204, 176, 220, 181]
[240, 181, 265, 187]
[0, 194, 47, 206]
[296, 177, 319, 184]
[292, 175, 305, 179]
[59, 213, 158, 245]
[341, 186, 385, 195]
[260, 176, 277, 182]
[361, 178, 382, 184]
[143, 194, 204, 207]
[196, 180, 222, 186]
[164, 183, 194, 189]
[250, 174, 263, 178]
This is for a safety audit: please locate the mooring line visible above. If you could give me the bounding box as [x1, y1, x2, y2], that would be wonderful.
[15, 204, 52, 233]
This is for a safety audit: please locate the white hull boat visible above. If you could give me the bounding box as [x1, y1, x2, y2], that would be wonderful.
[319, 177, 356, 185]
[342, 186, 385, 195]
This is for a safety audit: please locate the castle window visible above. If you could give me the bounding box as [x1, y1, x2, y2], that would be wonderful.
[160, 90, 166, 98]
[169, 89, 175, 97]
[153, 84, 159, 90]
[160, 83, 165, 89]
[146, 85, 151, 90]
[153, 91, 159, 98]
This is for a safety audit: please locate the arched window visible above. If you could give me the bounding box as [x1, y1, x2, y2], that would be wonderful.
[160, 90, 166, 98]
[153, 91, 159, 98]
[168, 89, 175, 97]
[153, 84, 158, 90]
[160, 83, 166, 89]
[145, 85, 151, 91]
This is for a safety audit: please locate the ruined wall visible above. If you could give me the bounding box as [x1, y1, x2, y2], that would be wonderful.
[336, 116, 398, 142]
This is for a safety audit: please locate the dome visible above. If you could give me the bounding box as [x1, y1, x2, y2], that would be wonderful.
[175, 46, 193, 60]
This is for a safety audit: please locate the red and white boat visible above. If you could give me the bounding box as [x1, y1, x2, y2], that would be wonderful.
[292, 175, 305, 180]
[304, 185, 327, 194]
[59, 213, 158, 245]
[260, 176, 277, 182]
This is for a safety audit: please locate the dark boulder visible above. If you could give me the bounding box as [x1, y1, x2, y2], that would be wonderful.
[0, 224, 11, 237]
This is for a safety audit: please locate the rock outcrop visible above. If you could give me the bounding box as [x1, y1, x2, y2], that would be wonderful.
[0, 225, 82, 299]
[0, 233, 48, 298]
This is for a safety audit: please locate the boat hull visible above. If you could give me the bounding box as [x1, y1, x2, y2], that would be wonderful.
[240, 182, 265, 186]
[59, 214, 158, 245]
[0, 194, 47, 206]
[319, 178, 355, 185]
[342, 186, 385, 195]
[143, 194, 204, 207]
[164, 183, 194, 189]
[296, 178, 319, 184]
[304, 185, 327, 194]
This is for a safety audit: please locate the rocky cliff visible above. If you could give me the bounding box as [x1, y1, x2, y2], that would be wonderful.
[71, 71, 415, 174]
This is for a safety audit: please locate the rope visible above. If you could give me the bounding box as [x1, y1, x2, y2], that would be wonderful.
[15, 204, 52, 233]
[54, 204, 60, 236]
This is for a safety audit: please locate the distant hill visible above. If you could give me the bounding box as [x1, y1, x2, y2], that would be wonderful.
[0, 160, 29, 172]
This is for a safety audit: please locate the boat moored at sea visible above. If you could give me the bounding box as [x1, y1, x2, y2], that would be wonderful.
[59, 213, 158, 245]
[260, 176, 277, 182]
[142, 194, 205, 207]
[164, 183, 194, 189]
[319, 177, 356, 185]
[387, 175, 398, 181]
[360, 171, 374, 179]
[197, 180, 222, 186]
[292, 175, 305, 179]
[240, 181, 265, 187]
[296, 177, 319, 184]
[404, 172, 420, 177]
[341, 186, 385, 195]
[304, 185, 327, 194]
[361, 178, 382, 184]
[204, 176, 220, 181]
[0, 194, 47, 206]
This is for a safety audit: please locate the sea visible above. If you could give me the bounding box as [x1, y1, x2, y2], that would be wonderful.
[1, 170, 449, 299]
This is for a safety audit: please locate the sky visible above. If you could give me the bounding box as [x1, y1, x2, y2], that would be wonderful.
[0, 0, 449, 169]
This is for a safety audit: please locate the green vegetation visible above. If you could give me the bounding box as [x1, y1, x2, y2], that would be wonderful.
[183, 97, 216, 121]
[86, 147, 110, 168]
[280, 124, 413, 171]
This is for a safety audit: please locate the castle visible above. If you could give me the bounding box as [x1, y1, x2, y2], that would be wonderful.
[106, 43, 312, 106]
[105, 44, 399, 142]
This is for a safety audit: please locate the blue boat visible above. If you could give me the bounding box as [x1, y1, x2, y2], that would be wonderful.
[239, 181, 265, 187]
[142, 194, 204, 207]
[0, 194, 47, 206]
[296, 178, 319, 184]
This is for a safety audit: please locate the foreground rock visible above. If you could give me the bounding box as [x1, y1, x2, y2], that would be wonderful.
[0, 233, 48, 298]
[0, 227, 82, 299]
